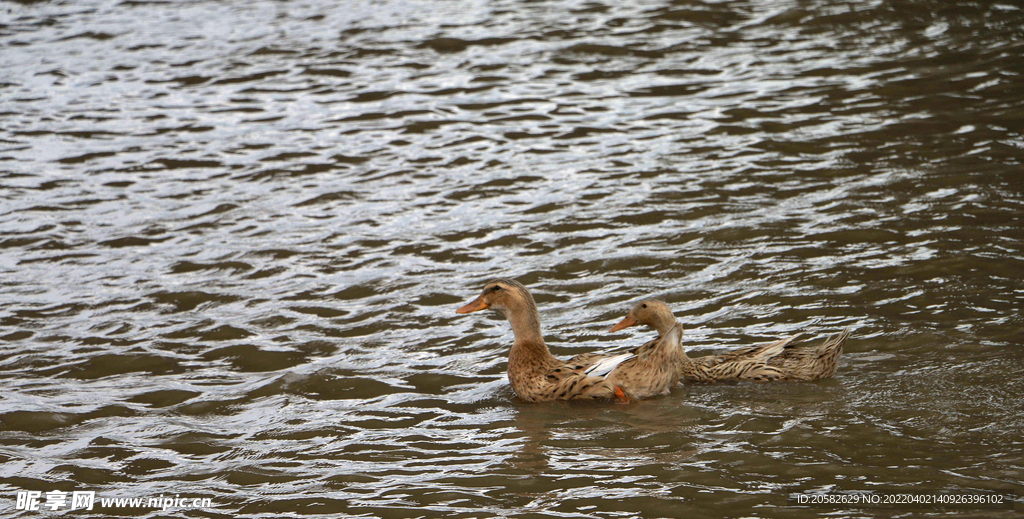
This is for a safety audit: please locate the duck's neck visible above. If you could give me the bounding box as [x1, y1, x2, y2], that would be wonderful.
[499, 297, 557, 370]
[651, 312, 678, 337]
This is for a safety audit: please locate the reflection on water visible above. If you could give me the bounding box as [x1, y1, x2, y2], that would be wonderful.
[1, 0, 1022, 516]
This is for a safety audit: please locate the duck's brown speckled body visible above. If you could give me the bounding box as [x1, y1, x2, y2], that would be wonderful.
[610, 300, 849, 382]
[457, 279, 686, 402]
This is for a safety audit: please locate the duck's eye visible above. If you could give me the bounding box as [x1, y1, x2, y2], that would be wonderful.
[491, 285, 502, 292]
[641, 303, 647, 308]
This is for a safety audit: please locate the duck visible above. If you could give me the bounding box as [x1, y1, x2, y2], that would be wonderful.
[609, 299, 850, 382]
[456, 279, 687, 403]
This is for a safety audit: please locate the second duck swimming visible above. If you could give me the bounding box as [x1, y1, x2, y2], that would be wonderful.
[610, 299, 850, 382]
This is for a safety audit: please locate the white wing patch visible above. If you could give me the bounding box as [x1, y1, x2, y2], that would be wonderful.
[584, 352, 633, 378]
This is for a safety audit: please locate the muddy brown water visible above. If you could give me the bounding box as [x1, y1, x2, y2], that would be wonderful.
[1, 0, 1022, 517]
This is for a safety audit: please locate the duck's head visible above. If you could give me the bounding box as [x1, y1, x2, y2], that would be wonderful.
[609, 299, 676, 335]
[456, 278, 536, 317]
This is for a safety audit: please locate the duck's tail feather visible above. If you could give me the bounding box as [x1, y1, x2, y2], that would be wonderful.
[806, 327, 850, 379]
[818, 328, 851, 357]
[757, 333, 800, 360]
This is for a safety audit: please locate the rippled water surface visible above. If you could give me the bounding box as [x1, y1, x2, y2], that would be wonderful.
[2, 0, 1023, 516]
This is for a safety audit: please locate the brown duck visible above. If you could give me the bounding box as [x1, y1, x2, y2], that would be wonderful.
[457, 279, 687, 402]
[610, 299, 850, 382]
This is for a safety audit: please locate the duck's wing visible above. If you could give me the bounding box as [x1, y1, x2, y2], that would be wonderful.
[602, 325, 686, 395]
[581, 323, 684, 380]
[551, 325, 686, 400]
[583, 352, 634, 378]
[631, 335, 662, 355]
[566, 351, 605, 366]
[718, 334, 800, 362]
[528, 358, 625, 401]
[707, 358, 785, 382]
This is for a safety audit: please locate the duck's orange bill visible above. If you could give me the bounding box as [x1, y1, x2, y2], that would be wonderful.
[608, 314, 638, 333]
[457, 297, 489, 314]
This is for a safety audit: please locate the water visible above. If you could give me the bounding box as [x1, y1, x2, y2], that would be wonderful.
[2, 0, 1023, 516]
